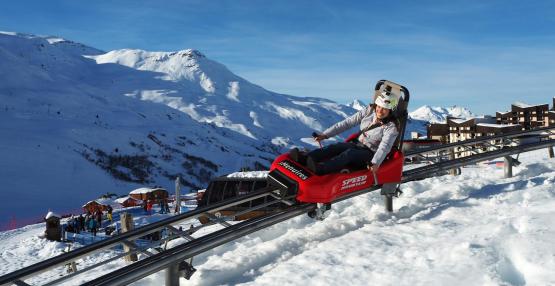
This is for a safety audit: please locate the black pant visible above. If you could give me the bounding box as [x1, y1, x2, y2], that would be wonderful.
[307, 142, 374, 174]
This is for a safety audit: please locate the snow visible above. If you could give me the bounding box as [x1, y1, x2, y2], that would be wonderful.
[513, 102, 533, 108]
[449, 118, 471, 124]
[347, 99, 367, 111]
[2, 30, 555, 285]
[409, 105, 474, 123]
[0, 30, 361, 228]
[2, 149, 554, 285]
[129, 187, 163, 195]
[477, 123, 519, 128]
[44, 211, 60, 220]
[114, 196, 142, 204]
[226, 171, 269, 179]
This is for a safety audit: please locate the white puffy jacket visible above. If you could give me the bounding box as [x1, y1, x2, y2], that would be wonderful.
[321, 105, 399, 167]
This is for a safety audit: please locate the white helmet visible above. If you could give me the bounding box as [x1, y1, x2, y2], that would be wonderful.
[375, 89, 400, 110]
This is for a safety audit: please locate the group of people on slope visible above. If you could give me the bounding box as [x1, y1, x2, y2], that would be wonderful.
[65, 206, 113, 237]
[142, 197, 171, 215]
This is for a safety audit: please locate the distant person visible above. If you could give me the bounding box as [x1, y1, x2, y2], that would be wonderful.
[147, 200, 153, 215]
[84, 215, 91, 231]
[73, 217, 80, 234]
[89, 218, 97, 236]
[291, 89, 400, 175]
[107, 207, 113, 224]
[95, 210, 102, 227]
[164, 198, 170, 213]
[79, 214, 85, 231]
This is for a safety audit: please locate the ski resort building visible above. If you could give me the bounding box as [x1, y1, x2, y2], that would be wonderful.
[426, 123, 449, 143]
[427, 116, 521, 158]
[429, 100, 555, 152]
[129, 187, 168, 201]
[496, 102, 550, 130]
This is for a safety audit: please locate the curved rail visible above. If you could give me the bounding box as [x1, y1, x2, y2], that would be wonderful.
[0, 186, 278, 286]
[1, 128, 554, 286]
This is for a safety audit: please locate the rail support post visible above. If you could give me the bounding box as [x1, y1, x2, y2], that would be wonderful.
[549, 146, 554, 159]
[504, 156, 513, 178]
[384, 195, 393, 212]
[381, 183, 399, 212]
[175, 176, 181, 214]
[166, 263, 180, 286]
[449, 148, 458, 176]
[121, 213, 138, 262]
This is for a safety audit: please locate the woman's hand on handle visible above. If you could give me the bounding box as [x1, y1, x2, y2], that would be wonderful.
[312, 132, 328, 143]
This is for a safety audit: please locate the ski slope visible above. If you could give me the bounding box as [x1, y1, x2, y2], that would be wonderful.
[1, 149, 554, 285]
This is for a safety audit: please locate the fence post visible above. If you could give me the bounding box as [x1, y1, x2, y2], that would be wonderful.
[549, 146, 554, 158]
[121, 213, 138, 262]
[504, 156, 513, 178]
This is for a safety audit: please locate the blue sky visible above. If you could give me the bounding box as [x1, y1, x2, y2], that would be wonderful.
[1, 0, 555, 114]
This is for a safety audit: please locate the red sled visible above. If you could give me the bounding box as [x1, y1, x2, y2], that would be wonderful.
[267, 80, 410, 204]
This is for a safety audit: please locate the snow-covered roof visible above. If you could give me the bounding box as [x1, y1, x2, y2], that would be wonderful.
[129, 187, 165, 194]
[182, 193, 198, 200]
[513, 102, 547, 108]
[82, 198, 120, 208]
[476, 123, 519, 128]
[45, 211, 60, 220]
[448, 118, 472, 124]
[114, 196, 143, 204]
[226, 171, 269, 178]
[513, 101, 532, 108]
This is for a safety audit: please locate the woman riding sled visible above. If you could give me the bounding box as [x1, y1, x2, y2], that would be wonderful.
[291, 88, 400, 175]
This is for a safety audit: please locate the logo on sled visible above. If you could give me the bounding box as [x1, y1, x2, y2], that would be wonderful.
[278, 160, 311, 180]
[341, 175, 367, 190]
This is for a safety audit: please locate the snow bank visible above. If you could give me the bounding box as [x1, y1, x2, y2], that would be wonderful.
[2, 151, 554, 286]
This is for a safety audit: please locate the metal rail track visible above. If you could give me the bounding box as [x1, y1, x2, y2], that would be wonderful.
[1, 129, 554, 286]
[82, 204, 316, 286]
[405, 125, 555, 157]
[0, 187, 282, 286]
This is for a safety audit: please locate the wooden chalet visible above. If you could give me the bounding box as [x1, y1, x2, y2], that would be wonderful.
[129, 187, 168, 201]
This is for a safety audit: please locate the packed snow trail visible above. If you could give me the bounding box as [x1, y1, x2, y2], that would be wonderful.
[143, 150, 554, 286]
[0, 150, 554, 285]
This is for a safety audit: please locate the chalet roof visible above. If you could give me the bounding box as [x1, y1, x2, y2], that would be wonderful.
[114, 196, 143, 204]
[45, 211, 60, 220]
[82, 198, 119, 208]
[129, 187, 166, 195]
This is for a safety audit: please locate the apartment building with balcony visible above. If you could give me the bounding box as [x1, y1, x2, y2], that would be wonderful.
[496, 102, 550, 130]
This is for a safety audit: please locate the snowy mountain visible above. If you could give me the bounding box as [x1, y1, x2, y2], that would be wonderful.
[0, 32, 355, 228]
[347, 99, 367, 111]
[87, 48, 354, 141]
[409, 105, 474, 123]
[404, 105, 475, 137]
